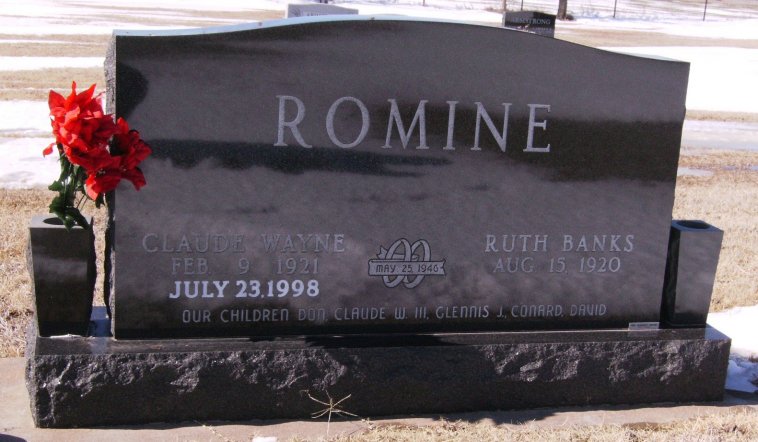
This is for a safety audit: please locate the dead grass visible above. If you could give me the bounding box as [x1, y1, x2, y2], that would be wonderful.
[310, 407, 758, 441]
[0, 189, 47, 357]
[90, 8, 284, 26]
[686, 110, 758, 124]
[674, 149, 758, 311]
[0, 34, 109, 58]
[556, 25, 758, 49]
[0, 67, 104, 101]
[0, 8, 283, 38]
[0, 34, 110, 44]
[0, 188, 106, 358]
[0, 41, 105, 57]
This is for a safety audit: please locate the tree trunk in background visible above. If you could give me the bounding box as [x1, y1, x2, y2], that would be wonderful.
[557, 0, 568, 19]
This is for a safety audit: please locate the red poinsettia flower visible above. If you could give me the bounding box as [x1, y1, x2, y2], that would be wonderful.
[45, 82, 118, 171]
[84, 163, 122, 200]
[82, 118, 151, 199]
[43, 81, 152, 229]
[84, 156, 147, 200]
[62, 142, 113, 172]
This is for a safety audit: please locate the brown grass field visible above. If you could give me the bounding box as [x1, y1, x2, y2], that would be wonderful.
[0, 5, 756, 439]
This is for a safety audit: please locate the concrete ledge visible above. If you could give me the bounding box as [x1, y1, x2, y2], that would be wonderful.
[25, 327, 731, 428]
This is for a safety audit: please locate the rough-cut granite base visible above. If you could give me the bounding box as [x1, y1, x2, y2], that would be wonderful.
[26, 322, 730, 428]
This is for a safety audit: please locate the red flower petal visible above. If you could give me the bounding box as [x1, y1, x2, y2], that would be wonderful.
[121, 167, 146, 190]
[42, 143, 55, 157]
[64, 143, 116, 173]
[76, 83, 96, 105]
[48, 90, 65, 111]
[85, 168, 122, 199]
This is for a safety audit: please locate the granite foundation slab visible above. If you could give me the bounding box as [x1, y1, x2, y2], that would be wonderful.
[26, 324, 730, 428]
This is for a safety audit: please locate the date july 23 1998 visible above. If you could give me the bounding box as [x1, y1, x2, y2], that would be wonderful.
[168, 279, 320, 299]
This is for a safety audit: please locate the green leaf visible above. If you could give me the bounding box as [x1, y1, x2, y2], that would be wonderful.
[48, 195, 63, 212]
[56, 161, 69, 182]
[48, 181, 63, 192]
[69, 208, 89, 230]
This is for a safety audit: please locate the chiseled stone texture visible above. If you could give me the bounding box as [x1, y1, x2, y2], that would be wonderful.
[26, 328, 730, 428]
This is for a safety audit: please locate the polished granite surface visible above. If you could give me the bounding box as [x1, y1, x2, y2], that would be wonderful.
[106, 18, 689, 338]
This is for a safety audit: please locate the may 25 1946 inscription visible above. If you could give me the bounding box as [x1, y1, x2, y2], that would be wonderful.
[107, 17, 688, 338]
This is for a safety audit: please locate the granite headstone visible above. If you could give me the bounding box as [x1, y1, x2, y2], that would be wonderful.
[503, 11, 556, 37]
[106, 17, 688, 339]
[286, 3, 358, 18]
[24, 17, 730, 428]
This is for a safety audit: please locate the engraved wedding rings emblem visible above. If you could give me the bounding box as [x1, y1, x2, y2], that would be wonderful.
[368, 238, 446, 288]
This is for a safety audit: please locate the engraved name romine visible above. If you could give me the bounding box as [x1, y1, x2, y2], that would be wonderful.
[274, 96, 553, 152]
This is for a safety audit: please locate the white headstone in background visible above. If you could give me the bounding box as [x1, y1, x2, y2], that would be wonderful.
[287, 3, 359, 18]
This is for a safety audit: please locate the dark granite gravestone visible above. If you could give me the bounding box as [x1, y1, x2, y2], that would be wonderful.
[25, 17, 730, 428]
[287, 3, 358, 18]
[106, 16, 687, 339]
[503, 11, 556, 37]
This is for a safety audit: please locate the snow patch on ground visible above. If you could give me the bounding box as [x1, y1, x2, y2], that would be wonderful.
[682, 120, 758, 151]
[710, 306, 758, 393]
[677, 167, 713, 177]
[710, 306, 758, 359]
[571, 17, 758, 40]
[0, 101, 51, 136]
[0, 101, 61, 189]
[658, 18, 758, 40]
[724, 358, 758, 393]
[601, 46, 758, 114]
[0, 137, 59, 189]
[0, 56, 103, 71]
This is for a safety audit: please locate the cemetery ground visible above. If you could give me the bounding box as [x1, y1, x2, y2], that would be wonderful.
[1, 1, 757, 439]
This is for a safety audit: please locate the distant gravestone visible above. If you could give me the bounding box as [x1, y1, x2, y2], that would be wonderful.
[503, 11, 556, 37]
[286, 3, 358, 18]
[106, 17, 688, 339]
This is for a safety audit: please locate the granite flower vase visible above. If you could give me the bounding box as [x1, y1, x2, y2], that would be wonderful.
[27, 215, 96, 337]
